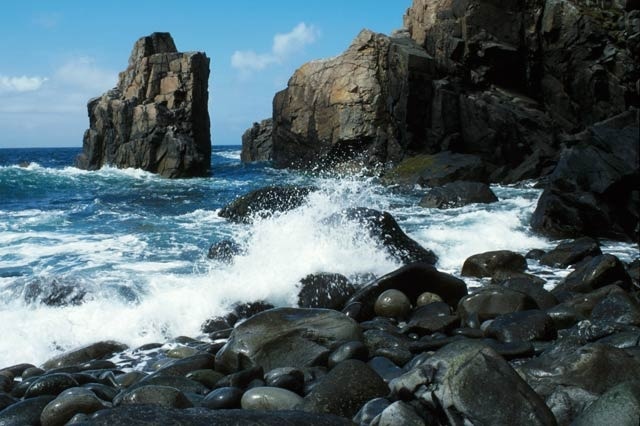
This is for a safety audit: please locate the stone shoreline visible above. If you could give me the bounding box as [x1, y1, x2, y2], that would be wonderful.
[1, 204, 638, 425]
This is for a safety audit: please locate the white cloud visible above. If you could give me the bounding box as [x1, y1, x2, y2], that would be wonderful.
[54, 57, 117, 93]
[0, 75, 48, 93]
[231, 22, 320, 73]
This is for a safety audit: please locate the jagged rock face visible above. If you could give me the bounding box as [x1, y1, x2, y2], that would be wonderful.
[241, 119, 273, 162]
[76, 32, 211, 178]
[404, 0, 639, 130]
[270, 29, 434, 169]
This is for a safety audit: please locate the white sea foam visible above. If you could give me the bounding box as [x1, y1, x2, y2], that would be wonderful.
[215, 149, 242, 160]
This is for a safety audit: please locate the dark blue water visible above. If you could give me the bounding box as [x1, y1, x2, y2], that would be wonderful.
[0, 146, 636, 367]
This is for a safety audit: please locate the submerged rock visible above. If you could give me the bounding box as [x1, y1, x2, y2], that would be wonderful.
[75, 32, 211, 178]
[461, 250, 528, 278]
[218, 185, 315, 223]
[419, 181, 498, 209]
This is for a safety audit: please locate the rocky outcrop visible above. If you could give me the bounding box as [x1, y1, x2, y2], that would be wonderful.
[268, 29, 434, 169]
[241, 119, 273, 162]
[76, 32, 211, 178]
[531, 111, 639, 241]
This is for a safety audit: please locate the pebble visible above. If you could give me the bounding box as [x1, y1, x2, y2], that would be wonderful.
[240, 386, 303, 410]
[416, 292, 443, 306]
[120, 385, 193, 409]
[374, 289, 412, 319]
[40, 387, 106, 426]
[201, 386, 243, 409]
[25, 373, 79, 398]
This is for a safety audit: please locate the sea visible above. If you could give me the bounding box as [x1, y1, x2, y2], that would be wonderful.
[0, 146, 637, 369]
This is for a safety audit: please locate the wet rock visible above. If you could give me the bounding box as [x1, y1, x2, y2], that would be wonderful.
[215, 366, 264, 390]
[353, 398, 392, 426]
[76, 33, 210, 178]
[343, 263, 467, 321]
[333, 208, 437, 265]
[0, 395, 55, 426]
[458, 286, 538, 327]
[461, 250, 528, 278]
[480, 339, 535, 360]
[241, 118, 273, 162]
[597, 331, 640, 349]
[539, 237, 602, 268]
[363, 329, 413, 366]
[201, 386, 243, 409]
[264, 368, 304, 395]
[419, 181, 498, 209]
[25, 373, 79, 398]
[374, 289, 412, 319]
[590, 291, 640, 326]
[150, 353, 213, 378]
[240, 386, 303, 410]
[532, 112, 639, 242]
[0, 363, 35, 378]
[40, 387, 106, 426]
[23, 278, 86, 307]
[185, 369, 224, 389]
[298, 359, 389, 418]
[390, 340, 555, 425]
[402, 302, 460, 336]
[572, 381, 640, 426]
[496, 277, 558, 310]
[81, 384, 116, 403]
[367, 357, 404, 383]
[207, 239, 242, 262]
[554, 254, 632, 295]
[328, 341, 369, 369]
[518, 343, 640, 401]
[297, 273, 356, 310]
[373, 401, 426, 426]
[131, 375, 208, 396]
[42, 341, 128, 370]
[0, 393, 17, 411]
[383, 151, 489, 187]
[485, 310, 558, 343]
[215, 308, 362, 373]
[218, 185, 315, 223]
[71, 405, 353, 425]
[416, 292, 442, 306]
[120, 385, 193, 409]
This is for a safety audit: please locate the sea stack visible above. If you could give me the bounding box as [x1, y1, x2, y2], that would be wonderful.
[76, 32, 211, 178]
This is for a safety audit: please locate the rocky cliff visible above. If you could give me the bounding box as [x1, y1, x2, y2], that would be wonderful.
[76, 32, 211, 178]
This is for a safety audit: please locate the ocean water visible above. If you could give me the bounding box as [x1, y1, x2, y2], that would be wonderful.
[0, 146, 637, 368]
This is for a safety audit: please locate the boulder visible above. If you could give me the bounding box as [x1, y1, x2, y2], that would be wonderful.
[539, 237, 602, 268]
[389, 340, 556, 425]
[215, 308, 362, 373]
[461, 250, 528, 278]
[553, 254, 632, 295]
[531, 112, 639, 241]
[484, 310, 558, 343]
[75, 32, 211, 178]
[0, 395, 55, 426]
[296, 273, 356, 310]
[419, 180, 498, 209]
[572, 381, 640, 426]
[218, 185, 315, 223]
[343, 263, 467, 321]
[298, 359, 389, 418]
[517, 343, 640, 403]
[271, 29, 434, 169]
[329, 208, 437, 266]
[458, 286, 538, 327]
[241, 119, 273, 162]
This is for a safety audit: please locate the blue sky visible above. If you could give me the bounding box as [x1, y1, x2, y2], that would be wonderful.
[0, 1, 410, 148]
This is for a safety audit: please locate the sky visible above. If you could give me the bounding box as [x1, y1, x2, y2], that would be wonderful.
[0, 1, 411, 148]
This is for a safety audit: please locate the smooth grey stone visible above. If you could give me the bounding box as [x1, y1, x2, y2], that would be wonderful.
[353, 398, 391, 426]
[328, 341, 369, 368]
[264, 368, 304, 395]
[153, 353, 215, 377]
[416, 292, 443, 306]
[240, 386, 303, 410]
[120, 385, 193, 409]
[81, 383, 117, 402]
[375, 289, 412, 319]
[132, 375, 208, 395]
[368, 357, 403, 383]
[373, 400, 426, 426]
[461, 250, 528, 278]
[485, 310, 557, 343]
[185, 369, 225, 389]
[40, 387, 106, 426]
[0, 393, 17, 411]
